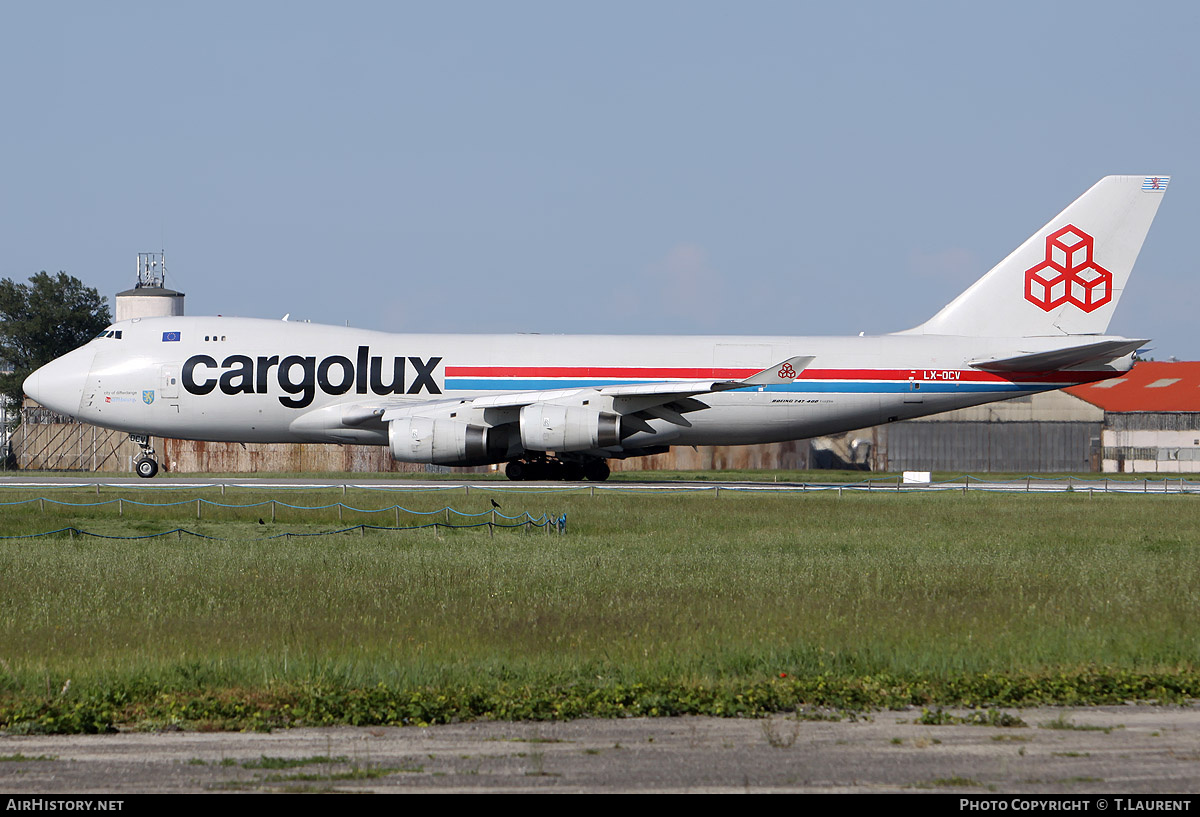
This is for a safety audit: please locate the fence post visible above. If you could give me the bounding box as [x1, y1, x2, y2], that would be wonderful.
[197, 498, 201, 520]
[271, 500, 276, 522]
[119, 498, 122, 516]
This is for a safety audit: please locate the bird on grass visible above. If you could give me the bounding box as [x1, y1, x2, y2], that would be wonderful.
[490, 499, 501, 509]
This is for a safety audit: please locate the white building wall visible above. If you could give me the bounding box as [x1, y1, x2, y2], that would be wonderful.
[1101, 428, 1200, 473]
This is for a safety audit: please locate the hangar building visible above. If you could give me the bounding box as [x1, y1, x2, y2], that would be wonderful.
[1064, 361, 1200, 473]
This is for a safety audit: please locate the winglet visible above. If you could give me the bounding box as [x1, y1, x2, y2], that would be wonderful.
[739, 356, 815, 386]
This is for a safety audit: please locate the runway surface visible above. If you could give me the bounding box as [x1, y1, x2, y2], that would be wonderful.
[3, 706, 1199, 793]
[0, 474, 1194, 494]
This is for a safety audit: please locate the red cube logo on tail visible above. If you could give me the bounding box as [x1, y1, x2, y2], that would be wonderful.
[1024, 224, 1112, 313]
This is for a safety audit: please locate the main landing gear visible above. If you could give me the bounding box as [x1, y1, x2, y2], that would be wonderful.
[130, 433, 159, 478]
[504, 457, 610, 482]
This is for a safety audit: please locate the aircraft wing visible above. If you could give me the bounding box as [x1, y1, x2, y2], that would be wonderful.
[378, 355, 815, 428]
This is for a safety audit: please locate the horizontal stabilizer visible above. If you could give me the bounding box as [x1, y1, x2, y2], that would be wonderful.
[969, 339, 1147, 372]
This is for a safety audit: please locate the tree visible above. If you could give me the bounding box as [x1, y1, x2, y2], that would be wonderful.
[0, 272, 112, 409]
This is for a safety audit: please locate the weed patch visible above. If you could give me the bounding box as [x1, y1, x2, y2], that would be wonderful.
[1039, 714, 1123, 734]
[916, 708, 1028, 727]
[0, 754, 56, 762]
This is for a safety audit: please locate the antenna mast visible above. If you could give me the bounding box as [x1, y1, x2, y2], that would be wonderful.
[135, 251, 167, 289]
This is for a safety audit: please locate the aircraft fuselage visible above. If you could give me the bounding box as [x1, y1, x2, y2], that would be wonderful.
[28, 315, 1121, 450]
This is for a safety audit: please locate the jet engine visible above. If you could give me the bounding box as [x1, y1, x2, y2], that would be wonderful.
[519, 404, 621, 451]
[388, 416, 499, 465]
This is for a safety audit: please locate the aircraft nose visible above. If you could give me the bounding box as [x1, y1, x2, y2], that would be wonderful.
[23, 349, 93, 417]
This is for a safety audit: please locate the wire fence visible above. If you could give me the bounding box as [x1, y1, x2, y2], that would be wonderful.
[1, 475, 1197, 502]
[0, 474, 1188, 541]
[0, 495, 564, 520]
[0, 492, 568, 541]
[0, 514, 568, 542]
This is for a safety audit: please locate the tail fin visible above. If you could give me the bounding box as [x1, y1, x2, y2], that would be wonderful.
[903, 175, 1168, 337]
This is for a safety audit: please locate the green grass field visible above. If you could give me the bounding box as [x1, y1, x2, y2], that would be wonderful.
[2, 486, 1199, 731]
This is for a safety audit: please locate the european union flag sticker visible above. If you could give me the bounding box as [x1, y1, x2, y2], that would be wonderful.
[162, 331, 181, 342]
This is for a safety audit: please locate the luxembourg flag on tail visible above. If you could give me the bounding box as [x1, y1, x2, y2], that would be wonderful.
[1142, 176, 1170, 192]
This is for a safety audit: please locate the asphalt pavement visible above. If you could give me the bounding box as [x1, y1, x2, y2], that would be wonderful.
[3, 706, 1200, 794]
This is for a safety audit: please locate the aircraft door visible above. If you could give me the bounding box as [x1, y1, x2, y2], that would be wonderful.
[904, 375, 924, 403]
[160, 365, 180, 399]
[159, 364, 182, 415]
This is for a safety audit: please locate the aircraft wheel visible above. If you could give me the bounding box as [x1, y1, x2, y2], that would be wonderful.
[583, 461, 610, 482]
[505, 461, 526, 481]
[564, 462, 585, 481]
[135, 457, 159, 479]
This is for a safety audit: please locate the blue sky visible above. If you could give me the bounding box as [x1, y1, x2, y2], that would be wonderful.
[3, 2, 1196, 357]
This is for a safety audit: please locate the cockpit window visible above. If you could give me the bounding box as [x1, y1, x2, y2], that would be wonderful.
[95, 328, 123, 340]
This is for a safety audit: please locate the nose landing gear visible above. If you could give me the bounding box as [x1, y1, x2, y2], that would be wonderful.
[130, 433, 160, 478]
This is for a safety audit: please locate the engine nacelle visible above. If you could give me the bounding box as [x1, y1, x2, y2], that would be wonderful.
[520, 404, 621, 451]
[388, 417, 493, 465]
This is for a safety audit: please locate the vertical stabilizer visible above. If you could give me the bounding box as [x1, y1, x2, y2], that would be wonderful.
[903, 175, 1168, 338]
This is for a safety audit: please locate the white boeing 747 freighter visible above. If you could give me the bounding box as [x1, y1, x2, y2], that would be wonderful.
[23, 175, 1169, 480]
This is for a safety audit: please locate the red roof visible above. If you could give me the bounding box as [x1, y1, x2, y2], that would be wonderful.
[1065, 361, 1200, 412]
